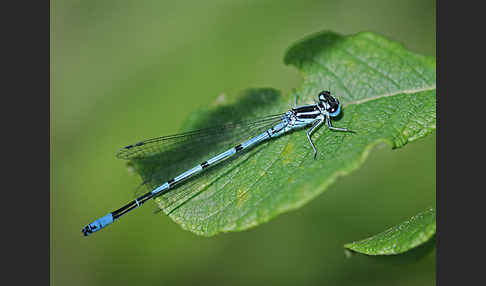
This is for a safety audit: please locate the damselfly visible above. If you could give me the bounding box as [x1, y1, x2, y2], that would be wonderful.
[82, 90, 353, 236]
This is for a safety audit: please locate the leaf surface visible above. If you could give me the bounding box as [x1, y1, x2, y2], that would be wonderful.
[128, 31, 436, 236]
[344, 208, 436, 255]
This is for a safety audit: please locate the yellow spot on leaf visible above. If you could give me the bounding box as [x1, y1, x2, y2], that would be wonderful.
[281, 141, 295, 166]
[237, 189, 249, 208]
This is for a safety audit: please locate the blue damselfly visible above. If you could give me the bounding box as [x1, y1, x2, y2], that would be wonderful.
[82, 91, 353, 236]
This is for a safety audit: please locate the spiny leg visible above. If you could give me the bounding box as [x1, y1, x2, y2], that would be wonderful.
[326, 115, 355, 133]
[306, 118, 325, 159]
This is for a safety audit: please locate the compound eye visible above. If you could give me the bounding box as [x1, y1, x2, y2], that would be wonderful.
[318, 90, 331, 101]
[328, 97, 339, 108]
[328, 101, 341, 117]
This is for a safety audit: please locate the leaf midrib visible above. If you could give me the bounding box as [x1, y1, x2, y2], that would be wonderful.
[346, 85, 436, 106]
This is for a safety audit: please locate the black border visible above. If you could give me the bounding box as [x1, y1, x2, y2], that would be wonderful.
[6, 1, 49, 285]
[437, 1, 486, 285]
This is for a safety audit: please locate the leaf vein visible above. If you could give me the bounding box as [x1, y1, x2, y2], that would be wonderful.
[313, 57, 354, 100]
[346, 86, 435, 106]
[360, 36, 431, 84]
[199, 137, 291, 224]
[340, 48, 401, 89]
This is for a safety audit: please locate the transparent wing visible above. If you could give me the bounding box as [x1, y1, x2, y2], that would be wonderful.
[117, 114, 284, 160]
[122, 114, 286, 200]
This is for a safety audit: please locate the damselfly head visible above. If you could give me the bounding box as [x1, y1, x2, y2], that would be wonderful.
[318, 90, 341, 117]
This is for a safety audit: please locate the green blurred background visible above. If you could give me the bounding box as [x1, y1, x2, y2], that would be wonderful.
[51, 0, 436, 285]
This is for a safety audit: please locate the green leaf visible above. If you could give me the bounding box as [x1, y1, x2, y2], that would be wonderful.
[129, 31, 436, 236]
[344, 208, 436, 255]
